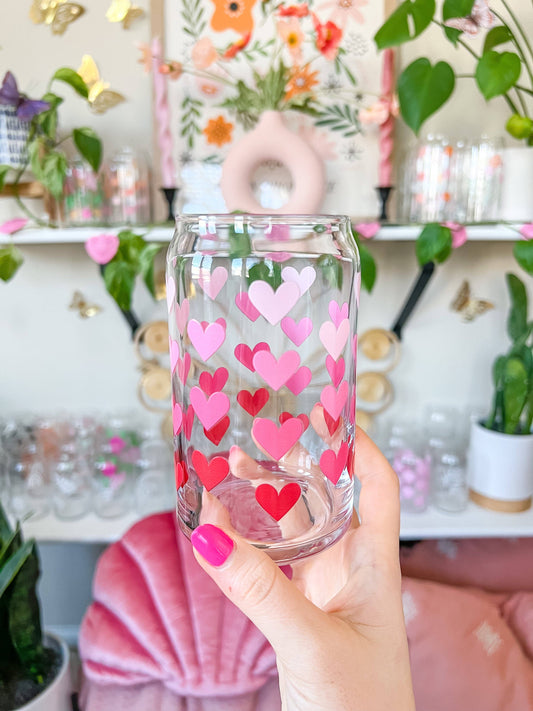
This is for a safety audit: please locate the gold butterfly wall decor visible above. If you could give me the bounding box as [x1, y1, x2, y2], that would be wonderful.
[106, 0, 145, 29]
[29, 0, 85, 35]
[77, 55, 125, 114]
[451, 281, 494, 322]
[69, 291, 101, 319]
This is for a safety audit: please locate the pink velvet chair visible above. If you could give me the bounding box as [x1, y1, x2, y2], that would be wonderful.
[79, 512, 281, 711]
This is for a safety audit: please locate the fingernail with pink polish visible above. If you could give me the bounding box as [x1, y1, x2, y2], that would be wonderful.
[191, 524, 234, 567]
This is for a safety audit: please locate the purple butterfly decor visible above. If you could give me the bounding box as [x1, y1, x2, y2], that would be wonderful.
[0, 72, 49, 121]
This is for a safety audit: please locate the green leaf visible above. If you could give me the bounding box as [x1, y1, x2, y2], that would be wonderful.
[315, 104, 361, 138]
[52, 67, 89, 98]
[359, 242, 376, 292]
[0, 541, 33, 599]
[484, 25, 513, 53]
[375, 0, 436, 49]
[476, 51, 521, 100]
[28, 139, 46, 182]
[506, 273, 528, 342]
[116, 230, 147, 266]
[103, 261, 137, 311]
[0, 245, 24, 282]
[73, 128, 103, 173]
[514, 239, 533, 276]
[441, 0, 474, 44]
[398, 59, 455, 134]
[228, 224, 252, 258]
[503, 357, 528, 433]
[0, 165, 11, 192]
[506, 114, 533, 140]
[247, 260, 283, 289]
[415, 223, 453, 265]
[42, 151, 68, 199]
[317, 254, 343, 291]
[139, 243, 163, 297]
[0, 502, 13, 550]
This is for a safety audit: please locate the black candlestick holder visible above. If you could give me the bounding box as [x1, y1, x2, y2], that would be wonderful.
[376, 186, 393, 222]
[160, 187, 178, 222]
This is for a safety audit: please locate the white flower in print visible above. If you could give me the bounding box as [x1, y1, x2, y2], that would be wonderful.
[436, 539, 458, 559]
[474, 621, 502, 656]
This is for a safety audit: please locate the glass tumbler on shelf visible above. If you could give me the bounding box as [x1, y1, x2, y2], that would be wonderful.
[51, 441, 92, 520]
[167, 214, 360, 564]
[63, 157, 105, 226]
[104, 147, 151, 226]
[432, 447, 468, 513]
[384, 421, 431, 514]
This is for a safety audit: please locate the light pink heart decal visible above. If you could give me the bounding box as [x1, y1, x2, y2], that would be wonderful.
[177, 353, 191, 384]
[328, 300, 348, 328]
[286, 366, 312, 395]
[85, 233, 120, 265]
[166, 275, 176, 312]
[266, 251, 292, 262]
[319, 319, 350, 360]
[187, 319, 226, 362]
[354, 221, 380, 239]
[235, 293, 260, 322]
[252, 417, 304, 460]
[198, 266, 228, 300]
[248, 280, 300, 325]
[281, 317, 313, 346]
[172, 401, 183, 436]
[320, 381, 349, 421]
[175, 298, 189, 335]
[0, 218, 28, 235]
[281, 265, 316, 295]
[199, 367, 228, 395]
[234, 342, 270, 371]
[320, 441, 349, 485]
[190, 386, 230, 431]
[169, 339, 180, 374]
[253, 350, 300, 391]
[326, 355, 345, 387]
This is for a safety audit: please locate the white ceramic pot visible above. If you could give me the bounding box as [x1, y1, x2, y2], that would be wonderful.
[468, 421, 533, 512]
[17, 633, 71, 711]
[499, 146, 533, 221]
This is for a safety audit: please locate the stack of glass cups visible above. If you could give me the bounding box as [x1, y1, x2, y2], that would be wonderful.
[167, 214, 360, 564]
[104, 147, 151, 226]
[383, 420, 431, 514]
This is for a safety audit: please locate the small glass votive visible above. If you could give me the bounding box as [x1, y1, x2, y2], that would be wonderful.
[63, 157, 105, 226]
[8, 441, 50, 521]
[104, 147, 151, 225]
[432, 448, 468, 513]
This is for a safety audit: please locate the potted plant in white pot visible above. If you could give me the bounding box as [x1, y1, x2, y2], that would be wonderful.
[469, 273, 533, 512]
[0, 502, 71, 710]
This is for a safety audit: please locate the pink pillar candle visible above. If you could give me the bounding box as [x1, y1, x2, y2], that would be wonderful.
[378, 48, 395, 188]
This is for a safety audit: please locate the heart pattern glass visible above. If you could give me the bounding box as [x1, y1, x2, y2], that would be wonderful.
[167, 214, 360, 564]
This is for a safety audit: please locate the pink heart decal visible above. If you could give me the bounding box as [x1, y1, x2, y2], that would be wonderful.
[354, 221, 380, 239]
[177, 353, 191, 384]
[235, 293, 260, 322]
[320, 381, 349, 421]
[286, 366, 312, 395]
[175, 299, 189, 335]
[266, 251, 292, 262]
[0, 218, 28, 235]
[108, 436, 125, 454]
[198, 266, 228, 300]
[255, 482, 301, 521]
[253, 350, 300, 391]
[248, 280, 300, 325]
[281, 265, 316, 295]
[192, 451, 229, 492]
[252, 417, 304, 461]
[281, 317, 313, 346]
[172, 401, 183, 436]
[85, 233, 119, 265]
[183, 405, 194, 440]
[349, 388, 356, 425]
[279, 412, 309, 432]
[187, 319, 226, 362]
[326, 355, 345, 387]
[199, 367, 228, 395]
[190, 387, 230, 431]
[320, 441, 349, 485]
[328, 300, 348, 328]
[319, 319, 350, 361]
[234, 342, 270, 371]
[170, 339, 180, 374]
[351, 334, 358, 364]
[166, 275, 176, 312]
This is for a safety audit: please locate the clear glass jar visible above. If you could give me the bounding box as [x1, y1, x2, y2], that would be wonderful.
[384, 421, 430, 514]
[63, 157, 105, 226]
[432, 448, 468, 513]
[167, 214, 360, 563]
[51, 442, 92, 520]
[8, 440, 50, 521]
[104, 147, 151, 225]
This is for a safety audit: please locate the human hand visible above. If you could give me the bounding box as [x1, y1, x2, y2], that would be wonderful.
[190, 409, 415, 711]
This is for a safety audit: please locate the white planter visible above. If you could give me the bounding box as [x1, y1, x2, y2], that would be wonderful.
[17, 633, 71, 711]
[499, 146, 533, 221]
[468, 421, 533, 512]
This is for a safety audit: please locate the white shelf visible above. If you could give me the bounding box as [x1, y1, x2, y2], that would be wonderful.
[21, 502, 533, 543]
[1, 223, 522, 246]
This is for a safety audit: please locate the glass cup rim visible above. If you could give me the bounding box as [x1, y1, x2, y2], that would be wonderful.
[174, 213, 351, 228]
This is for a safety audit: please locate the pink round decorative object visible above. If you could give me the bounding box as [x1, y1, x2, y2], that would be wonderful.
[220, 111, 326, 214]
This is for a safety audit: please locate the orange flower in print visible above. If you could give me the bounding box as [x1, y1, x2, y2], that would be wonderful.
[204, 115, 234, 146]
[278, 3, 309, 17]
[277, 18, 304, 63]
[312, 13, 342, 60]
[223, 32, 251, 59]
[285, 65, 319, 100]
[210, 0, 257, 34]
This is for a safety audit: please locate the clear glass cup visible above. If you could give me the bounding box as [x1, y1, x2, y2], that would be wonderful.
[8, 440, 50, 521]
[384, 421, 431, 514]
[104, 147, 151, 226]
[51, 442, 92, 520]
[432, 448, 468, 513]
[167, 214, 360, 563]
[63, 157, 105, 226]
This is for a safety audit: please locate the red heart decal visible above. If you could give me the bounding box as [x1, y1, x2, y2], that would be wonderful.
[191, 451, 229, 491]
[237, 388, 269, 416]
[255, 482, 301, 521]
[204, 416, 230, 446]
[320, 441, 349, 485]
[323, 409, 341, 436]
[347, 444, 355, 479]
[174, 453, 188, 489]
[279, 412, 309, 432]
[234, 342, 270, 372]
[199, 367, 229, 396]
[183, 405, 195, 440]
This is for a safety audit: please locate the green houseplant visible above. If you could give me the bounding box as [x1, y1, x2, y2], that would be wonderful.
[468, 273, 533, 511]
[0, 502, 71, 709]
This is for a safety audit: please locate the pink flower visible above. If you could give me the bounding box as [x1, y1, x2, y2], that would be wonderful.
[312, 13, 343, 60]
[136, 42, 154, 73]
[277, 18, 304, 62]
[354, 221, 380, 239]
[519, 223, 533, 240]
[0, 218, 28, 235]
[192, 37, 218, 70]
[317, 0, 367, 28]
[360, 100, 390, 126]
[442, 221, 468, 248]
